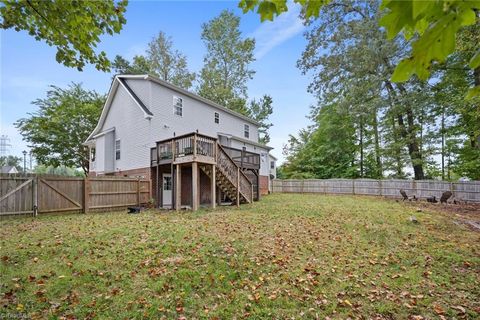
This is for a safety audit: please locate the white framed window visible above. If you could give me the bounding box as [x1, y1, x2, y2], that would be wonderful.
[115, 139, 121, 160]
[90, 147, 96, 162]
[173, 96, 183, 116]
[271, 161, 275, 169]
[214, 112, 219, 124]
[244, 124, 250, 138]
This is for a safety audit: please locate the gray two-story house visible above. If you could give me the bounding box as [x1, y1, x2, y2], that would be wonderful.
[84, 74, 276, 210]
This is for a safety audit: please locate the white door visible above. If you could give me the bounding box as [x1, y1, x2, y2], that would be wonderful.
[162, 173, 172, 208]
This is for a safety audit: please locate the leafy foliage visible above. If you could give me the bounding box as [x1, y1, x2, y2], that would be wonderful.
[15, 83, 104, 174]
[197, 10, 256, 113]
[0, 155, 22, 172]
[247, 95, 273, 144]
[0, 0, 128, 71]
[112, 31, 196, 90]
[34, 164, 85, 177]
[238, 0, 480, 96]
[279, 1, 479, 180]
[197, 10, 273, 143]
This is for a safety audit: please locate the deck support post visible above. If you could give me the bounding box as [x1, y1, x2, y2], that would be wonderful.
[236, 167, 240, 207]
[211, 164, 216, 209]
[175, 164, 181, 211]
[192, 162, 199, 211]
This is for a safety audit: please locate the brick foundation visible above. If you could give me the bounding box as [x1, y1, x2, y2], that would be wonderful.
[259, 175, 269, 196]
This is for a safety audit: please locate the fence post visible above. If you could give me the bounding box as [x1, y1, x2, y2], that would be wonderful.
[301, 180, 305, 193]
[136, 178, 141, 206]
[32, 176, 38, 217]
[352, 180, 355, 195]
[379, 180, 382, 197]
[83, 177, 90, 214]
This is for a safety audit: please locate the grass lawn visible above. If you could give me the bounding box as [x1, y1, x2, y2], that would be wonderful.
[1, 194, 479, 319]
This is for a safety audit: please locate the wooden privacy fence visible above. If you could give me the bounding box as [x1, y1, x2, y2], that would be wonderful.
[272, 179, 480, 202]
[0, 174, 151, 217]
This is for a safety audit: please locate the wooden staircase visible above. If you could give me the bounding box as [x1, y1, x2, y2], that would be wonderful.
[199, 143, 253, 204]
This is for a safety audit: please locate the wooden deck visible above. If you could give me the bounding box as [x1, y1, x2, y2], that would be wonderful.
[150, 132, 255, 211]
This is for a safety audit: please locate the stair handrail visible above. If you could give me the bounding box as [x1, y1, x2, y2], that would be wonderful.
[216, 143, 253, 203]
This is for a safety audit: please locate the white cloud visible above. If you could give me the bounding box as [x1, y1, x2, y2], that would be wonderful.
[250, 4, 305, 59]
[125, 44, 147, 60]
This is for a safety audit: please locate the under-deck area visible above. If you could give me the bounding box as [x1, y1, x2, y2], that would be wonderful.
[150, 132, 259, 210]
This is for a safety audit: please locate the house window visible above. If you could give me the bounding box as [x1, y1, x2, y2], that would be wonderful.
[271, 161, 275, 169]
[173, 96, 183, 116]
[90, 147, 96, 162]
[244, 124, 249, 138]
[115, 139, 121, 160]
[214, 112, 219, 124]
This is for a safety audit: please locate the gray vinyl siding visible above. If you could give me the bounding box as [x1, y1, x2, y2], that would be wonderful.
[125, 79, 260, 142]
[92, 78, 269, 174]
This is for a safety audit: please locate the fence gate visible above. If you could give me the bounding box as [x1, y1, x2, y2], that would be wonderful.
[38, 177, 84, 214]
[0, 176, 35, 216]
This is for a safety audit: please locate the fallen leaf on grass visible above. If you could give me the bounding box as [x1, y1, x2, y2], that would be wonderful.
[452, 305, 466, 314]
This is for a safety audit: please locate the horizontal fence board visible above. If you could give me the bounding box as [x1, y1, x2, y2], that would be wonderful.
[273, 179, 480, 202]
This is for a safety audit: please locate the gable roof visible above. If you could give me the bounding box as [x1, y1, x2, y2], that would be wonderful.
[121, 74, 260, 126]
[0, 166, 18, 174]
[218, 132, 273, 150]
[117, 78, 153, 117]
[85, 74, 261, 144]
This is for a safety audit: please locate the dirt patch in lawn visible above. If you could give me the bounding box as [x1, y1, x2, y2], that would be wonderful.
[402, 199, 480, 231]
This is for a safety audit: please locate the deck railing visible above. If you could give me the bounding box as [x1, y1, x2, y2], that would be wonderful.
[222, 146, 260, 169]
[154, 132, 217, 165]
[217, 144, 253, 203]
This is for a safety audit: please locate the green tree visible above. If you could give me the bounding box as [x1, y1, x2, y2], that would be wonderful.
[0, 0, 127, 71]
[112, 31, 195, 89]
[248, 95, 273, 144]
[112, 55, 153, 75]
[283, 103, 357, 179]
[197, 10, 256, 113]
[297, 1, 432, 179]
[34, 164, 84, 177]
[15, 83, 104, 174]
[239, 0, 480, 96]
[0, 155, 22, 172]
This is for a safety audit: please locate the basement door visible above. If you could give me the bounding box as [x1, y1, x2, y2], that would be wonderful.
[162, 173, 172, 208]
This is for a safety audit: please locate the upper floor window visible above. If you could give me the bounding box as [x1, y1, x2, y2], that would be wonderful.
[271, 161, 275, 169]
[244, 124, 250, 138]
[173, 96, 183, 116]
[214, 112, 219, 124]
[115, 139, 121, 160]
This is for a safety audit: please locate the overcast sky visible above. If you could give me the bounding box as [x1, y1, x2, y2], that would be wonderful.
[0, 1, 316, 164]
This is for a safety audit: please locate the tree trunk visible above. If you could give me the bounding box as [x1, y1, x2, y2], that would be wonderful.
[385, 80, 425, 180]
[359, 115, 364, 178]
[391, 116, 403, 177]
[473, 66, 480, 149]
[372, 108, 382, 177]
[441, 106, 445, 180]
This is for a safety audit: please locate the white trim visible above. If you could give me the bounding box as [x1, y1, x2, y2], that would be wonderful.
[218, 133, 273, 150]
[117, 74, 261, 126]
[117, 78, 154, 118]
[92, 127, 115, 139]
[84, 80, 120, 144]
